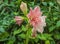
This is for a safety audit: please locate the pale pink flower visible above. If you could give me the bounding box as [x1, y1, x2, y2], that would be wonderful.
[20, 2, 27, 15]
[27, 6, 46, 37]
[15, 16, 23, 26]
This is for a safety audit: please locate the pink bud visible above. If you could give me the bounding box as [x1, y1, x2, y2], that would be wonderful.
[20, 2, 27, 15]
[15, 16, 23, 26]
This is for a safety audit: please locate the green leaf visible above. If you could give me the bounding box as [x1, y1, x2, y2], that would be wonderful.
[0, 32, 9, 41]
[13, 29, 22, 35]
[49, 26, 55, 32]
[54, 34, 60, 40]
[37, 34, 53, 40]
[56, 21, 60, 27]
[1, 8, 5, 15]
[0, 26, 5, 33]
[0, 4, 5, 9]
[22, 25, 27, 32]
[45, 40, 50, 44]
[50, 40, 55, 44]
[6, 36, 15, 44]
[18, 34, 26, 39]
[53, 17, 58, 21]
[42, 2, 47, 6]
[4, 0, 8, 4]
[13, 12, 18, 15]
[49, 2, 54, 6]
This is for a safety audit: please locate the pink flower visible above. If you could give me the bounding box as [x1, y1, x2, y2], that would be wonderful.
[27, 6, 46, 37]
[15, 16, 23, 26]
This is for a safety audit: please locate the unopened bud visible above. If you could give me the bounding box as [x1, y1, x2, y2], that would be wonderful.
[20, 2, 27, 15]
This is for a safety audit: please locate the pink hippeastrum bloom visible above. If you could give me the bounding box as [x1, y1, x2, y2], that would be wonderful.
[27, 6, 46, 37]
[15, 16, 23, 26]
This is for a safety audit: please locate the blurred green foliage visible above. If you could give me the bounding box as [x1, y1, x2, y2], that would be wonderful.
[0, 0, 60, 44]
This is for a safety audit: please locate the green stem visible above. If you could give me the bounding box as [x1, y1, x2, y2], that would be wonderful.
[26, 31, 29, 44]
[34, 0, 36, 4]
[49, 6, 51, 13]
[25, 24, 30, 44]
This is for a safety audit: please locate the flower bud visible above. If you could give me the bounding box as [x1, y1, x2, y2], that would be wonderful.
[15, 16, 23, 26]
[20, 2, 27, 15]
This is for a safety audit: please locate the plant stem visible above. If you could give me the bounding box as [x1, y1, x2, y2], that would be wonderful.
[25, 30, 29, 44]
[25, 24, 30, 44]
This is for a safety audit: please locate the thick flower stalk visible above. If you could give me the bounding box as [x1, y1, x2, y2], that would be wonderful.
[27, 6, 46, 37]
[20, 2, 27, 15]
[15, 16, 23, 26]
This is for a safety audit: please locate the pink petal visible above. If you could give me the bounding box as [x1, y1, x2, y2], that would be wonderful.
[27, 8, 33, 19]
[35, 23, 44, 33]
[37, 27, 44, 33]
[40, 16, 46, 27]
[34, 6, 42, 16]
